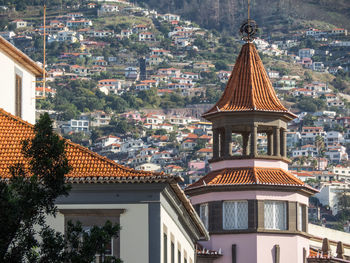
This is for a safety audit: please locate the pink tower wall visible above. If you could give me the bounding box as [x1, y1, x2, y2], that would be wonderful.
[199, 234, 309, 263]
[190, 190, 309, 206]
[191, 190, 310, 262]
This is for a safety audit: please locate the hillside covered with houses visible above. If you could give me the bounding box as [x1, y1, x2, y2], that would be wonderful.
[2, 0, 350, 233]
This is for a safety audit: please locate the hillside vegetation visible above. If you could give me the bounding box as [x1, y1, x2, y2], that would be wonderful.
[135, 0, 350, 34]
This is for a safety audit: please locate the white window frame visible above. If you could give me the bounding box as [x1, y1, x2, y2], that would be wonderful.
[264, 201, 287, 230]
[199, 203, 208, 229]
[222, 200, 248, 230]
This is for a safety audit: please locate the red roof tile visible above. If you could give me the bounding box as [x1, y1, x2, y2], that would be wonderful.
[187, 167, 315, 190]
[204, 43, 295, 117]
[0, 109, 170, 182]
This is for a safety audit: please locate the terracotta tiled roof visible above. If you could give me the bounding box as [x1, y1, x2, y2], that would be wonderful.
[0, 109, 171, 183]
[186, 167, 316, 190]
[204, 43, 294, 117]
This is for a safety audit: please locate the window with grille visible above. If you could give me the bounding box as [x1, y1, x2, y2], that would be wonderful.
[223, 201, 248, 230]
[199, 203, 208, 229]
[297, 204, 305, 231]
[264, 201, 287, 230]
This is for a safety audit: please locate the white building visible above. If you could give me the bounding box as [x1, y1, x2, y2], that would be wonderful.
[139, 32, 155, 42]
[301, 126, 326, 144]
[11, 19, 27, 28]
[326, 145, 348, 163]
[312, 62, 325, 72]
[99, 4, 118, 14]
[298, 48, 315, 58]
[121, 139, 144, 153]
[325, 131, 344, 146]
[57, 30, 83, 43]
[135, 162, 161, 172]
[63, 119, 89, 133]
[0, 36, 42, 124]
[292, 144, 318, 158]
[331, 166, 350, 180]
[315, 181, 350, 215]
[146, 114, 165, 125]
[95, 135, 121, 148]
[161, 13, 181, 21]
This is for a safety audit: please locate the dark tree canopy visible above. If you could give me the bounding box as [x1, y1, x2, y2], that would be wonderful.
[0, 113, 120, 263]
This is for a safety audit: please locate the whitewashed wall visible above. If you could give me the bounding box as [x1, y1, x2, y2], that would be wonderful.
[48, 204, 149, 263]
[161, 205, 195, 263]
[0, 49, 36, 124]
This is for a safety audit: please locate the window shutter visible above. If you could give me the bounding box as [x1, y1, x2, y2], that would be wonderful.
[15, 74, 22, 117]
[209, 201, 222, 231]
[248, 200, 257, 229]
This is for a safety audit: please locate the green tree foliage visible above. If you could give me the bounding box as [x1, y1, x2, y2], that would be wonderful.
[302, 114, 315, 126]
[0, 114, 120, 262]
[193, 36, 208, 49]
[296, 97, 325, 112]
[336, 190, 350, 223]
[214, 60, 229, 71]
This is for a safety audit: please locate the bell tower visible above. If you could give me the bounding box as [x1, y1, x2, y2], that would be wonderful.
[185, 8, 318, 263]
[205, 41, 294, 171]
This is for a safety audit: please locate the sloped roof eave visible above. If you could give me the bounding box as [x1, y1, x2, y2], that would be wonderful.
[0, 36, 43, 77]
[202, 108, 297, 120]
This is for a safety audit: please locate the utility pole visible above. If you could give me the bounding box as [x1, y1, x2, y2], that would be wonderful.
[43, 4, 46, 98]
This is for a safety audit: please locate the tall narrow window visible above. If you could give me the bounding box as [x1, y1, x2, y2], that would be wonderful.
[223, 201, 248, 230]
[297, 204, 305, 232]
[199, 203, 208, 229]
[264, 201, 287, 230]
[163, 233, 167, 263]
[171, 242, 175, 263]
[178, 250, 181, 263]
[15, 74, 22, 117]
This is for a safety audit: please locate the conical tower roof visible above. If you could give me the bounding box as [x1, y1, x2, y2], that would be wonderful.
[203, 43, 295, 118]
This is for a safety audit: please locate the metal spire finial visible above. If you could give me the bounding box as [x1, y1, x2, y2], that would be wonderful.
[240, 0, 258, 42]
[248, 0, 250, 20]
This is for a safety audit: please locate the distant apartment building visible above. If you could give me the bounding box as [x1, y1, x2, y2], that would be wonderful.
[292, 144, 318, 158]
[63, 118, 89, 133]
[138, 32, 155, 42]
[11, 19, 27, 28]
[326, 145, 348, 164]
[66, 19, 92, 28]
[57, 30, 83, 43]
[161, 13, 181, 22]
[301, 126, 325, 144]
[98, 4, 118, 15]
[298, 48, 315, 58]
[325, 131, 344, 146]
[315, 181, 350, 215]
